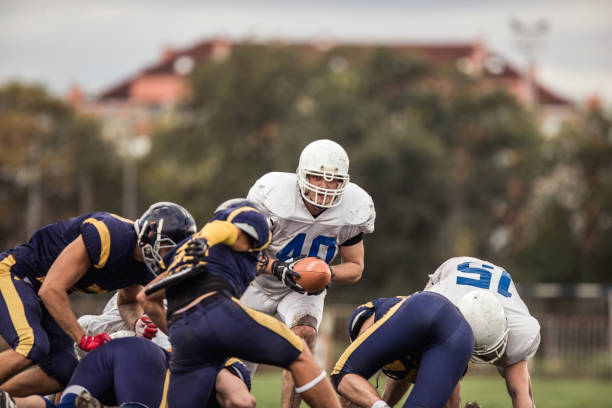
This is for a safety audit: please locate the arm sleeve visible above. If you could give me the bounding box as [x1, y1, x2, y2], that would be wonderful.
[341, 233, 363, 247]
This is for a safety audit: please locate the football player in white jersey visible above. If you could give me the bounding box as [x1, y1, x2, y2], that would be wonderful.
[77, 293, 171, 352]
[382, 256, 540, 408]
[241, 139, 376, 408]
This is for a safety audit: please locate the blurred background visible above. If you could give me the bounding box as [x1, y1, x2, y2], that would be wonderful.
[1, 0, 611, 405]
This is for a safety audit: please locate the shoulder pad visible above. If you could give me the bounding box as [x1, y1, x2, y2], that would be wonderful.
[332, 183, 375, 232]
[247, 172, 299, 218]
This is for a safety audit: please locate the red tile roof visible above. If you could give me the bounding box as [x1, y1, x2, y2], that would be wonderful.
[97, 38, 570, 106]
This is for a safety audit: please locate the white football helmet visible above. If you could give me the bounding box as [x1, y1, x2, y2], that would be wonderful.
[296, 139, 350, 209]
[456, 290, 509, 364]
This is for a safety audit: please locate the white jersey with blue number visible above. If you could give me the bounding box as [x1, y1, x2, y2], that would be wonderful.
[246, 172, 375, 293]
[425, 256, 540, 366]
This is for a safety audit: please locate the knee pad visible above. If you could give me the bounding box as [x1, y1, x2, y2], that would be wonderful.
[292, 318, 318, 345]
[293, 315, 318, 331]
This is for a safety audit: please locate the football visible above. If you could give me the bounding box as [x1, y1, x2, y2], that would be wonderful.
[292, 257, 332, 293]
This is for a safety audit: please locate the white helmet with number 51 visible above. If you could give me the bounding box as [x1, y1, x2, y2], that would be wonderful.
[457, 290, 509, 364]
[296, 139, 350, 209]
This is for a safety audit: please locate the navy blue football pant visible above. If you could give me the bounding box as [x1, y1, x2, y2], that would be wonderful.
[0, 253, 77, 385]
[167, 292, 303, 408]
[331, 291, 474, 408]
[59, 337, 168, 408]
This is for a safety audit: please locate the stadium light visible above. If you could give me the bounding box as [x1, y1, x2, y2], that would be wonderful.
[509, 17, 549, 107]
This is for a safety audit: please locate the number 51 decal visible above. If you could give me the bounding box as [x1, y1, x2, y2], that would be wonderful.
[456, 262, 512, 297]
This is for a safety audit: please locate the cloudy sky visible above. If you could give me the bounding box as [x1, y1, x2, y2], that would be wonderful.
[1, 0, 611, 106]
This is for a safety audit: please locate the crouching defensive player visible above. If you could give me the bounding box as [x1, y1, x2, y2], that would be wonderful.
[0, 202, 195, 396]
[331, 291, 474, 408]
[1, 336, 253, 408]
[139, 198, 341, 408]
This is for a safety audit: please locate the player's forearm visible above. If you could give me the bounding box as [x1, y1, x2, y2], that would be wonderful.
[118, 301, 144, 330]
[39, 288, 84, 342]
[505, 361, 535, 408]
[510, 394, 534, 408]
[507, 382, 535, 408]
[336, 373, 381, 407]
[381, 378, 411, 406]
[330, 261, 363, 284]
[142, 298, 167, 334]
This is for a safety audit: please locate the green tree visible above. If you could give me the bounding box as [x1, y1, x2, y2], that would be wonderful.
[0, 82, 121, 248]
[142, 44, 555, 301]
[515, 107, 612, 283]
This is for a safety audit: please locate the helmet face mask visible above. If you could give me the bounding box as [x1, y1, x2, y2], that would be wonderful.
[135, 202, 197, 274]
[470, 326, 509, 364]
[456, 290, 509, 365]
[296, 139, 350, 209]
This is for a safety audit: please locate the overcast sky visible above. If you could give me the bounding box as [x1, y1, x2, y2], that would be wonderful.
[1, 0, 611, 106]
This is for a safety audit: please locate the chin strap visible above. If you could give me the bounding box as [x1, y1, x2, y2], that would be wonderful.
[294, 370, 326, 394]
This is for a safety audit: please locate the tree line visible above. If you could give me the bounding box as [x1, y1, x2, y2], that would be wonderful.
[1, 43, 610, 302]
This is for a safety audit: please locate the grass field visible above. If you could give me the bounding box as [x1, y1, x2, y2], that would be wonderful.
[252, 368, 612, 407]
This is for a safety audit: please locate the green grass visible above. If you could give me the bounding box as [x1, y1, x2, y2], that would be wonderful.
[252, 368, 612, 407]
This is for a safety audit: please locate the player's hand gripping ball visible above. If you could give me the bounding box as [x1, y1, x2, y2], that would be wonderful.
[292, 257, 332, 294]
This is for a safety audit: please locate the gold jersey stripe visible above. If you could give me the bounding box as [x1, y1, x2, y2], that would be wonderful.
[225, 357, 242, 367]
[109, 213, 134, 224]
[0, 255, 35, 357]
[83, 218, 111, 268]
[231, 297, 303, 352]
[332, 297, 409, 376]
[158, 369, 170, 408]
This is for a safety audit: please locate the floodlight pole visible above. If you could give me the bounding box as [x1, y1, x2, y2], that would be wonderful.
[25, 114, 51, 238]
[121, 134, 151, 220]
[509, 18, 549, 108]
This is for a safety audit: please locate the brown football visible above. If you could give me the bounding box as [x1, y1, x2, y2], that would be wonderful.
[293, 257, 332, 293]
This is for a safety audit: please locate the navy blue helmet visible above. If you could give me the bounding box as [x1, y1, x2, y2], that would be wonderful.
[135, 202, 197, 273]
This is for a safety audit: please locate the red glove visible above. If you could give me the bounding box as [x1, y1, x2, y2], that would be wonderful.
[79, 333, 111, 352]
[134, 316, 158, 340]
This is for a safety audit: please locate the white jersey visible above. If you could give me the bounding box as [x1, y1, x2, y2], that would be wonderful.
[247, 172, 375, 292]
[78, 293, 171, 350]
[425, 256, 540, 366]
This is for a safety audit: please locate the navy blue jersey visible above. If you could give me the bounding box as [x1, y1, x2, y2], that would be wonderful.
[8, 212, 153, 293]
[163, 204, 270, 297]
